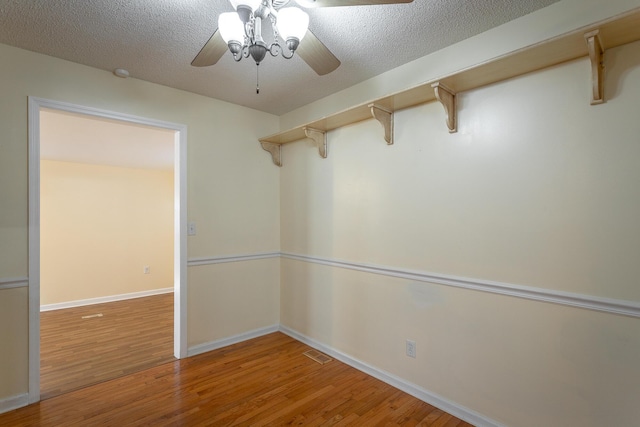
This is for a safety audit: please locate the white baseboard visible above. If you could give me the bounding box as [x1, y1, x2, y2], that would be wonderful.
[279, 325, 505, 427]
[40, 287, 174, 312]
[187, 325, 280, 357]
[0, 393, 29, 415]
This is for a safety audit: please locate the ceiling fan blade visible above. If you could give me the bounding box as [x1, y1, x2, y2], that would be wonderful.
[297, 29, 341, 75]
[191, 29, 227, 67]
[296, 0, 413, 7]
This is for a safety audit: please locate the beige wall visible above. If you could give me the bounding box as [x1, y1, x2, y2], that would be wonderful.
[0, 288, 29, 401]
[40, 160, 174, 305]
[188, 259, 280, 347]
[279, 41, 640, 427]
[0, 39, 280, 403]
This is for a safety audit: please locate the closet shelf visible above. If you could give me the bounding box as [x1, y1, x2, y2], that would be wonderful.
[259, 8, 640, 166]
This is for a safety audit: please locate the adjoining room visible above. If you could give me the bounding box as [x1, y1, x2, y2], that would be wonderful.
[39, 109, 176, 399]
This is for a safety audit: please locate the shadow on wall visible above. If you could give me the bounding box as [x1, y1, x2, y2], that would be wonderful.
[603, 41, 640, 101]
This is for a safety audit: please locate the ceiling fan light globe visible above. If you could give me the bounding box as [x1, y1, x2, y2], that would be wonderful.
[229, 0, 262, 12]
[277, 7, 309, 42]
[294, 0, 318, 8]
[218, 12, 245, 44]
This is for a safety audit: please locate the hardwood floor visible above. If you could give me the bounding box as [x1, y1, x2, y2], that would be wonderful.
[40, 293, 175, 399]
[4, 332, 474, 426]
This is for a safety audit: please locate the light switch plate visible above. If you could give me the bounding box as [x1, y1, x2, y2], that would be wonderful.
[187, 222, 196, 236]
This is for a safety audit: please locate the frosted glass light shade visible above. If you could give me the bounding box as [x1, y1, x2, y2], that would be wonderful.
[277, 7, 309, 41]
[218, 12, 245, 43]
[294, 0, 319, 8]
[229, 0, 262, 11]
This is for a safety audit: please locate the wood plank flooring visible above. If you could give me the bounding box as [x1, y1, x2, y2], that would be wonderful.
[40, 293, 175, 399]
[4, 332, 474, 426]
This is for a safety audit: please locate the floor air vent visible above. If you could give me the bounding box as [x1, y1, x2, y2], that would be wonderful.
[303, 349, 332, 365]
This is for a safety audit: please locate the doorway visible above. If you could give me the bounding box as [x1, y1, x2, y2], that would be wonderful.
[27, 97, 187, 404]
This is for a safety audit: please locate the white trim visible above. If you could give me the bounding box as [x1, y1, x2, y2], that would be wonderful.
[0, 277, 29, 290]
[28, 97, 188, 405]
[187, 252, 280, 266]
[279, 326, 505, 427]
[28, 97, 41, 404]
[40, 288, 174, 312]
[187, 325, 279, 357]
[173, 124, 188, 360]
[281, 252, 640, 318]
[0, 393, 29, 415]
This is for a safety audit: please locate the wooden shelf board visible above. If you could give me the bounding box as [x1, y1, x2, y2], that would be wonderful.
[260, 7, 640, 147]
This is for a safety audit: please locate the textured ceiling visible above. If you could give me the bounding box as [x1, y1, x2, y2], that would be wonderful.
[0, 0, 560, 115]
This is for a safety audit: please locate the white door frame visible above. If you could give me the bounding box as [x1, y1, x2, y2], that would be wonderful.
[27, 97, 188, 404]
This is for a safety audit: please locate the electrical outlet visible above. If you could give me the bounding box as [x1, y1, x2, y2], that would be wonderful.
[406, 339, 416, 358]
[144, 266, 150, 274]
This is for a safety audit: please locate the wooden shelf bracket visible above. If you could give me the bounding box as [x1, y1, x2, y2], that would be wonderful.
[585, 29, 605, 105]
[369, 104, 394, 145]
[260, 141, 282, 167]
[432, 82, 457, 133]
[304, 127, 327, 158]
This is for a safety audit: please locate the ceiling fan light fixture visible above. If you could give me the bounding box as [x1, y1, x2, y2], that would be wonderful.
[192, 0, 343, 89]
[277, 7, 309, 42]
[218, 12, 245, 45]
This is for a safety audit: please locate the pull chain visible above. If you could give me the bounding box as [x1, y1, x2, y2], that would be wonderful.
[256, 63, 260, 94]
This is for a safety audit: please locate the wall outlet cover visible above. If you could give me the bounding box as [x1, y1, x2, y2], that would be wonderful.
[406, 339, 416, 358]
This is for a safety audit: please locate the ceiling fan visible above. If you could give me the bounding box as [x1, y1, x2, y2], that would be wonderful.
[191, 0, 414, 77]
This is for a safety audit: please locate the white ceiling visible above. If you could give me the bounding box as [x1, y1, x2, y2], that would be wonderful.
[40, 109, 175, 170]
[0, 0, 560, 115]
